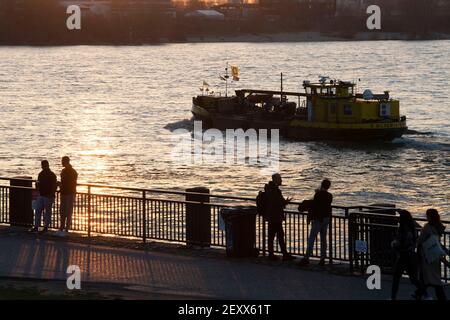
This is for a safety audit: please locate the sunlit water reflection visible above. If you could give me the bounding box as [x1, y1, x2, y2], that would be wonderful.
[0, 41, 449, 217]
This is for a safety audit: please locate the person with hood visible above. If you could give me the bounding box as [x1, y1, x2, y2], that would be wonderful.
[390, 210, 424, 300]
[416, 209, 450, 300]
[264, 173, 294, 261]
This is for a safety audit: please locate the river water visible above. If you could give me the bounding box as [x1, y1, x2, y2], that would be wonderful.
[0, 41, 449, 217]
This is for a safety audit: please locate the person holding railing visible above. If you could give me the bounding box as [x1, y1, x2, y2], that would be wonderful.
[29, 160, 57, 233]
[57, 156, 78, 236]
[416, 209, 450, 301]
[264, 173, 294, 261]
[299, 179, 333, 266]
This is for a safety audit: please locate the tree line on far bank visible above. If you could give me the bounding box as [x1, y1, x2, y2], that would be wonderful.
[0, 0, 449, 45]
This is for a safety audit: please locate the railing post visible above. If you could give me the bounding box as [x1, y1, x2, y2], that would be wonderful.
[142, 190, 146, 243]
[185, 187, 210, 247]
[360, 215, 365, 274]
[87, 186, 91, 238]
[348, 211, 354, 273]
[328, 213, 333, 265]
[262, 217, 266, 257]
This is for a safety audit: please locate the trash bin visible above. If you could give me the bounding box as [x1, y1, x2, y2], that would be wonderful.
[220, 206, 258, 258]
[185, 187, 211, 247]
[9, 177, 33, 227]
[368, 203, 398, 269]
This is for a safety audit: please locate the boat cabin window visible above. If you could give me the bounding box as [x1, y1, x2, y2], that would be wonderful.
[329, 103, 337, 114]
[349, 86, 354, 96]
[344, 104, 352, 115]
[337, 87, 352, 97]
[316, 87, 337, 96]
[306, 86, 341, 96]
[330, 87, 337, 96]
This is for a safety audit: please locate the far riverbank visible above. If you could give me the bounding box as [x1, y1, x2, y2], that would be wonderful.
[2, 31, 450, 46]
[182, 31, 450, 43]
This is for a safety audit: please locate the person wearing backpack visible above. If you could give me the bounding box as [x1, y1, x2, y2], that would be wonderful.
[264, 173, 294, 261]
[299, 179, 333, 266]
[416, 209, 450, 300]
[390, 210, 425, 300]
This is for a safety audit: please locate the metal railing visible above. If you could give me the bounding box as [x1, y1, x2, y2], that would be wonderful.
[0, 177, 449, 281]
[348, 210, 450, 282]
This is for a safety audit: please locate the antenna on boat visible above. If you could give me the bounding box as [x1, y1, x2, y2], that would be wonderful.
[355, 78, 361, 95]
[280, 72, 283, 100]
[219, 63, 230, 97]
[225, 63, 228, 97]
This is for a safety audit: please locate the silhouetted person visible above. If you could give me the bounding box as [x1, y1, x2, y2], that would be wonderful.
[416, 209, 450, 300]
[300, 179, 333, 266]
[390, 210, 424, 300]
[29, 160, 57, 233]
[265, 173, 294, 261]
[58, 156, 78, 235]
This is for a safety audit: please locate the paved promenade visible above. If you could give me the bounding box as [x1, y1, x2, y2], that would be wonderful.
[0, 228, 446, 300]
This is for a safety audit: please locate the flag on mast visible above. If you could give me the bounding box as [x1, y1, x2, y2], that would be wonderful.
[230, 65, 239, 81]
[200, 80, 210, 95]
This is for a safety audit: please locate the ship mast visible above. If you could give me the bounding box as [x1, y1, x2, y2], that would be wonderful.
[280, 72, 283, 101]
[225, 63, 229, 97]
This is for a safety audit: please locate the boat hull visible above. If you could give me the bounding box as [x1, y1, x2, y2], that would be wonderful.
[283, 126, 406, 141]
[192, 104, 407, 142]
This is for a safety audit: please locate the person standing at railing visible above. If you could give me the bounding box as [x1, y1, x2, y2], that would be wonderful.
[29, 160, 57, 233]
[416, 209, 450, 301]
[265, 173, 294, 261]
[57, 156, 78, 236]
[390, 210, 425, 300]
[299, 179, 333, 266]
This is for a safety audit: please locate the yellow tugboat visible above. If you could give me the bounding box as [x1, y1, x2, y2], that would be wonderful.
[192, 76, 407, 141]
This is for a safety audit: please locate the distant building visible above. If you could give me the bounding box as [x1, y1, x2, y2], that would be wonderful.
[58, 0, 175, 16]
[336, 0, 385, 17]
[434, 0, 450, 16]
[111, 0, 175, 15]
[298, 0, 336, 17]
[0, 1, 7, 14]
[185, 9, 225, 19]
[3, 0, 27, 14]
[259, 0, 336, 18]
[59, 0, 111, 15]
[213, 3, 260, 20]
[335, 0, 450, 18]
